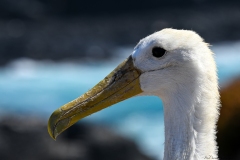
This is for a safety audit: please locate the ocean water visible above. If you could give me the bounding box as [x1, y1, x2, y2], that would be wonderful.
[0, 41, 240, 159]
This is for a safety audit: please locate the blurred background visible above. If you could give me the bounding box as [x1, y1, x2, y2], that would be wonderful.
[0, 0, 240, 160]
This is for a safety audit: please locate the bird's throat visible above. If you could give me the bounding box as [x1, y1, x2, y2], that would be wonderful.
[161, 88, 218, 160]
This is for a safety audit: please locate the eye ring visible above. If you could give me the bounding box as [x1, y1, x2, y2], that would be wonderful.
[152, 47, 166, 58]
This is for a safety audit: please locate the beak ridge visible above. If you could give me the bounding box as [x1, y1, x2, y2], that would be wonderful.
[48, 56, 143, 139]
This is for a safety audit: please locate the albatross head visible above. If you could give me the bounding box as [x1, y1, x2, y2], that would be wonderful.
[48, 28, 218, 144]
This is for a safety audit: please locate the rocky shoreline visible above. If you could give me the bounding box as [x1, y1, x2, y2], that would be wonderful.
[0, 3, 240, 65]
[0, 116, 153, 160]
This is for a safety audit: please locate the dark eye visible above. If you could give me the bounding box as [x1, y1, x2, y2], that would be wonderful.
[152, 47, 166, 58]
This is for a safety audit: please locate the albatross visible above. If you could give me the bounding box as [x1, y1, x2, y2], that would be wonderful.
[48, 28, 220, 160]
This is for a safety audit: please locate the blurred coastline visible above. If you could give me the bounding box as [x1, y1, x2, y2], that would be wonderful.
[0, 1, 240, 65]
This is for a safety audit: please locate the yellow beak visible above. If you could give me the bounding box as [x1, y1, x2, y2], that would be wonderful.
[48, 56, 143, 139]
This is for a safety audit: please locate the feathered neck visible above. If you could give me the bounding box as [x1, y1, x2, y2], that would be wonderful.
[159, 68, 220, 160]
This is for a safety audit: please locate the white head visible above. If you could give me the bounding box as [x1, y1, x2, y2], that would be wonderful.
[133, 29, 217, 97]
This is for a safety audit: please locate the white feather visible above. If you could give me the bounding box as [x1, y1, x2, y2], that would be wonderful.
[132, 29, 220, 160]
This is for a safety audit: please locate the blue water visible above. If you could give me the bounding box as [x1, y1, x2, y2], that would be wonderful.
[1, 42, 240, 159]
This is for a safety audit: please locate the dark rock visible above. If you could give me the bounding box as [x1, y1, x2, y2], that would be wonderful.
[217, 78, 240, 160]
[0, 0, 239, 19]
[0, 2, 240, 65]
[0, 116, 154, 160]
